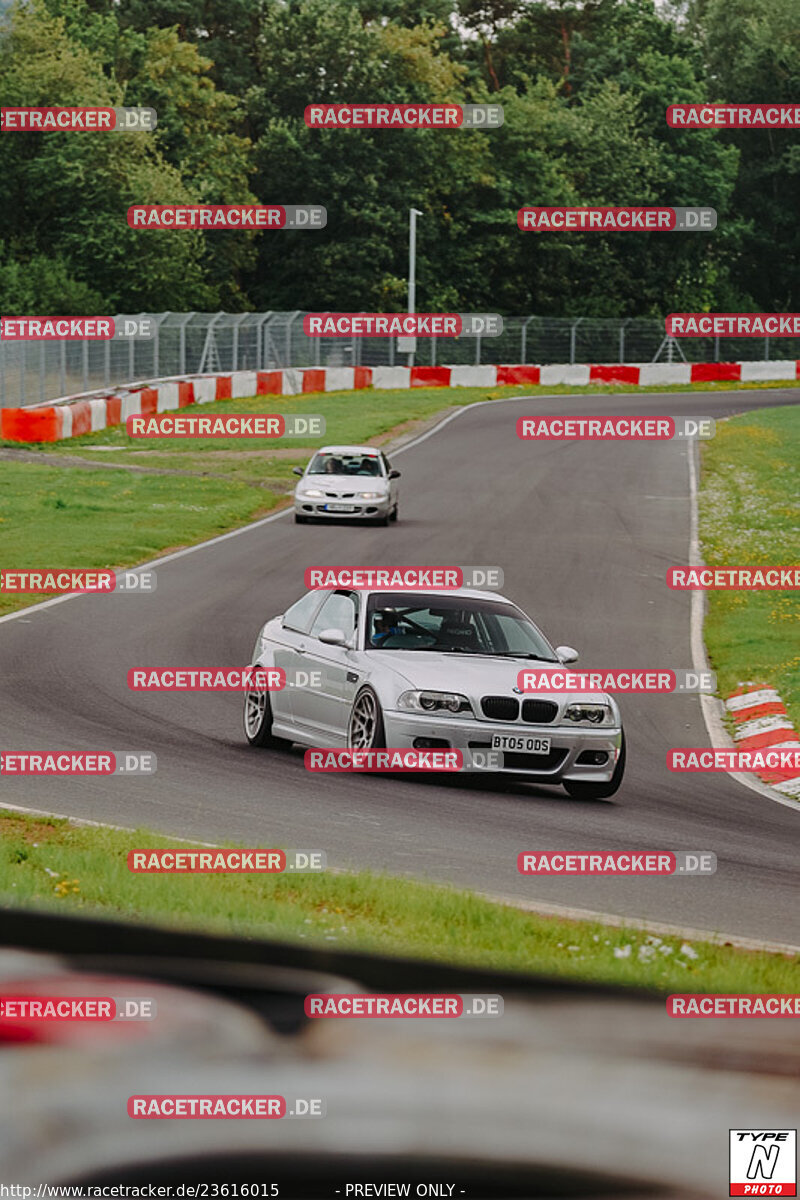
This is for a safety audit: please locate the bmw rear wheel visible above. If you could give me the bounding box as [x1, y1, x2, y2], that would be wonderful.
[347, 686, 386, 749]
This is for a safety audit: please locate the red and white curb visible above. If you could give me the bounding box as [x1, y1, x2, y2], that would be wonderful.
[1, 358, 798, 443]
[726, 686, 800, 798]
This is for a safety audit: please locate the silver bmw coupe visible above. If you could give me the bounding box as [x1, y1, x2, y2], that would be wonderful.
[244, 587, 626, 799]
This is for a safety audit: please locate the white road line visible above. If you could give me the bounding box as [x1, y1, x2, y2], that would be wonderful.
[0, 799, 220, 845]
[0, 506, 296, 625]
[2, 798, 798, 956]
[0, 397, 484, 628]
[0, 393, 517, 627]
[481, 892, 800, 956]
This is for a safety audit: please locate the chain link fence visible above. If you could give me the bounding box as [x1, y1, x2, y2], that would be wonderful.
[1, 313, 795, 408]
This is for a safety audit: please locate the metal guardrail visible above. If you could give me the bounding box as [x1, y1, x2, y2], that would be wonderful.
[1, 312, 796, 407]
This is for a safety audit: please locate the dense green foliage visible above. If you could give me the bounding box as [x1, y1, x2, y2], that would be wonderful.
[0, 0, 796, 315]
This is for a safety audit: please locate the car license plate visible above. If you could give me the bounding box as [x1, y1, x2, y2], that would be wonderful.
[325, 503, 356, 512]
[491, 734, 551, 753]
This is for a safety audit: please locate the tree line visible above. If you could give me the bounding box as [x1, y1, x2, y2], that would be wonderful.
[0, 0, 797, 317]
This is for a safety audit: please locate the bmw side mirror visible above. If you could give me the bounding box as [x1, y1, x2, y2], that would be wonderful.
[389, 469, 401, 479]
[292, 467, 303, 476]
[318, 628, 348, 647]
[556, 645, 579, 663]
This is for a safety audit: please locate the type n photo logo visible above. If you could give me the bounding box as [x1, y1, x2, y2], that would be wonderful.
[730, 1131, 797, 1196]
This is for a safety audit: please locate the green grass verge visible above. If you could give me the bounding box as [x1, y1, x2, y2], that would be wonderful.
[0, 463, 282, 619]
[699, 405, 800, 732]
[0, 384, 515, 617]
[1, 809, 797, 991]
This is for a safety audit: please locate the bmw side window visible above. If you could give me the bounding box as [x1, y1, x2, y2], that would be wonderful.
[310, 591, 358, 639]
[282, 590, 326, 634]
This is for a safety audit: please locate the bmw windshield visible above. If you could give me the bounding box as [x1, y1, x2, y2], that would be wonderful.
[365, 592, 559, 658]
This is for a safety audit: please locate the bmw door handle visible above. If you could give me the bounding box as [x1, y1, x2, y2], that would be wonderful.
[297, 643, 307, 654]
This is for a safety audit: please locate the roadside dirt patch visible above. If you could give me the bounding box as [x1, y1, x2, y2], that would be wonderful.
[0, 814, 67, 843]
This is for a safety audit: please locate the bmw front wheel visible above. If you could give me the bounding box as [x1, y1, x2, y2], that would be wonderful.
[244, 679, 290, 749]
[347, 686, 386, 749]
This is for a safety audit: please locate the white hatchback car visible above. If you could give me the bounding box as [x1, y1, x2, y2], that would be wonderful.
[293, 445, 400, 525]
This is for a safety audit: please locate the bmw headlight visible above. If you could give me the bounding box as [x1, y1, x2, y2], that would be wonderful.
[298, 487, 323, 498]
[358, 491, 384, 499]
[563, 702, 614, 726]
[398, 690, 474, 716]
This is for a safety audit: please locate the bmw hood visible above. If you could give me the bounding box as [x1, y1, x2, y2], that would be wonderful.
[367, 651, 611, 704]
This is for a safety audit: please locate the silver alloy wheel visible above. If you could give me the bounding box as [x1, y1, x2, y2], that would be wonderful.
[244, 688, 267, 738]
[348, 689, 378, 749]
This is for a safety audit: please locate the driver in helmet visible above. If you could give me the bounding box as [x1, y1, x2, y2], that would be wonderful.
[371, 609, 401, 646]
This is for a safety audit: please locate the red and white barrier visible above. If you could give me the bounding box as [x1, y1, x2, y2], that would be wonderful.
[726, 686, 800, 798]
[1, 359, 798, 443]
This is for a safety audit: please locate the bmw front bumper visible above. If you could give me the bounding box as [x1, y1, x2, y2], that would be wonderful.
[382, 711, 623, 783]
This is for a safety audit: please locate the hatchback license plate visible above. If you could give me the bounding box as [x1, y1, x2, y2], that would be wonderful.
[491, 734, 551, 753]
[325, 504, 356, 512]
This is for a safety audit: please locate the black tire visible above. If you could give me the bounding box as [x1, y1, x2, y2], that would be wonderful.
[243, 679, 291, 749]
[295, 513, 309, 524]
[375, 512, 391, 527]
[389, 503, 399, 523]
[347, 686, 386, 749]
[563, 730, 626, 800]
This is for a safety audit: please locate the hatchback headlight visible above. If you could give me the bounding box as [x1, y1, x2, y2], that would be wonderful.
[563, 702, 614, 726]
[298, 487, 323, 498]
[358, 491, 384, 499]
[398, 690, 474, 716]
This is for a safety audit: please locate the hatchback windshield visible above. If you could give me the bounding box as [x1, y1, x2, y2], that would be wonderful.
[308, 452, 383, 477]
[365, 593, 558, 658]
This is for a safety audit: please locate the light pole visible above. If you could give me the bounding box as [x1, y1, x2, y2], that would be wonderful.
[407, 207, 423, 367]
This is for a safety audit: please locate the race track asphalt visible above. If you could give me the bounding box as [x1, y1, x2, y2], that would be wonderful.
[1, 387, 798, 943]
